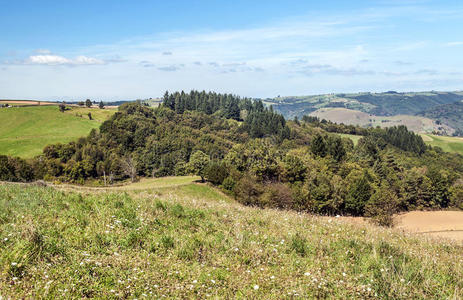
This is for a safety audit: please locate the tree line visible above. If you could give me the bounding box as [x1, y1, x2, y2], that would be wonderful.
[1, 91, 462, 226]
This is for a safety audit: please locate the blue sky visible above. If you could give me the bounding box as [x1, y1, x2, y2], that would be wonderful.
[1, 0, 462, 100]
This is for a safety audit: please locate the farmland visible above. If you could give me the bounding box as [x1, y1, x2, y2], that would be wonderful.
[0, 105, 115, 158]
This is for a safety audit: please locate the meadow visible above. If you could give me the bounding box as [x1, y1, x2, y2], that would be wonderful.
[421, 134, 463, 155]
[0, 106, 115, 158]
[0, 177, 462, 298]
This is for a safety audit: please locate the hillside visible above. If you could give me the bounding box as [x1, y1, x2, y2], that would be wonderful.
[0, 180, 462, 298]
[418, 101, 463, 135]
[420, 134, 463, 155]
[0, 106, 115, 158]
[310, 108, 454, 135]
[265, 91, 463, 134]
[266, 91, 463, 119]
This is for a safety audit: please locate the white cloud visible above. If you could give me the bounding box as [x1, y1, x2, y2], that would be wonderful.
[446, 41, 463, 47]
[14, 54, 108, 66]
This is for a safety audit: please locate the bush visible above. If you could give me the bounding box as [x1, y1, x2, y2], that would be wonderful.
[233, 175, 262, 206]
[204, 162, 228, 185]
[222, 176, 236, 191]
[449, 183, 463, 209]
[365, 182, 399, 227]
[260, 183, 294, 209]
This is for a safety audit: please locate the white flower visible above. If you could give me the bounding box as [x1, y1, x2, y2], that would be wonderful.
[270, 276, 275, 279]
[304, 272, 311, 276]
[211, 279, 215, 284]
[342, 272, 346, 277]
[253, 285, 259, 290]
[11, 262, 17, 266]
[192, 280, 197, 284]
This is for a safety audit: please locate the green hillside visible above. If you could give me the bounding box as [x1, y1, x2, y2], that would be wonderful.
[421, 134, 463, 155]
[0, 106, 115, 158]
[0, 180, 462, 298]
[266, 91, 463, 123]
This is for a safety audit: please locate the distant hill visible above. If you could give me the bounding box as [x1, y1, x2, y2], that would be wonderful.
[264, 91, 463, 135]
[418, 101, 463, 135]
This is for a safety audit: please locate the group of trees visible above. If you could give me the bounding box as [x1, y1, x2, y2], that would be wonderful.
[76, 99, 105, 109]
[1, 91, 463, 226]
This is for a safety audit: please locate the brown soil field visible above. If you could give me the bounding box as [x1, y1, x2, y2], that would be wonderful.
[394, 211, 463, 242]
[0, 100, 58, 105]
[324, 210, 463, 243]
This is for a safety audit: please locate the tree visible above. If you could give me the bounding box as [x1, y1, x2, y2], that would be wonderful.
[327, 135, 346, 162]
[98, 101, 105, 109]
[365, 182, 400, 227]
[59, 102, 66, 113]
[310, 133, 327, 157]
[85, 99, 92, 108]
[122, 155, 137, 182]
[345, 170, 372, 215]
[188, 150, 210, 182]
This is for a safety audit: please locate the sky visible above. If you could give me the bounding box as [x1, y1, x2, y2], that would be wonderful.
[1, 0, 463, 100]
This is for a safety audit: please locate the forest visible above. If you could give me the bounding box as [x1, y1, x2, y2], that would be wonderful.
[1, 90, 463, 226]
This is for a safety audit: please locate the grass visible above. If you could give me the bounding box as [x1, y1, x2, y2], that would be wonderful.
[421, 134, 463, 155]
[0, 106, 115, 158]
[0, 180, 462, 298]
[338, 133, 362, 146]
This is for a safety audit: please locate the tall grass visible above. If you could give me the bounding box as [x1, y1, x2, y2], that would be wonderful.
[0, 182, 462, 298]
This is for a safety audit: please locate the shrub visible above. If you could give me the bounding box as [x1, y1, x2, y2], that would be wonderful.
[260, 183, 294, 209]
[449, 182, 463, 209]
[222, 176, 236, 191]
[204, 162, 228, 185]
[233, 175, 262, 206]
[365, 182, 399, 227]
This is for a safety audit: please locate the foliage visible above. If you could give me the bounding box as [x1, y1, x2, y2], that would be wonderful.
[2, 91, 463, 220]
[188, 150, 210, 182]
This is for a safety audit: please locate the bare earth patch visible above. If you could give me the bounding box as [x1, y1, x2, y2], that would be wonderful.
[394, 211, 463, 242]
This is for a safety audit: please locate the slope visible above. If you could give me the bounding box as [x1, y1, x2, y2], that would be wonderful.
[0, 180, 462, 298]
[0, 105, 115, 158]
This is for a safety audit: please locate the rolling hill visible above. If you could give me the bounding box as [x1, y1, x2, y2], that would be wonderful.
[0, 179, 462, 298]
[0, 105, 115, 158]
[265, 91, 463, 134]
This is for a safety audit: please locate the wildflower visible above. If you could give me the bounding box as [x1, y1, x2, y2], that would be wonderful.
[270, 276, 275, 279]
[400, 278, 405, 283]
[11, 262, 17, 266]
[192, 280, 197, 284]
[342, 272, 346, 277]
[253, 285, 259, 290]
[211, 279, 215, 284]
[304, 272, 311, 276]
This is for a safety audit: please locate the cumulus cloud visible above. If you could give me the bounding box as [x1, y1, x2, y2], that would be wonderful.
[8, 54, 117, 66]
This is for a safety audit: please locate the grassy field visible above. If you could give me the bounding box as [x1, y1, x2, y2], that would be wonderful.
[0, 178, 462, 298]
[421, 134, 463, 155]
[338, 133, 362, 146]
[0, 106, 115, 158]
